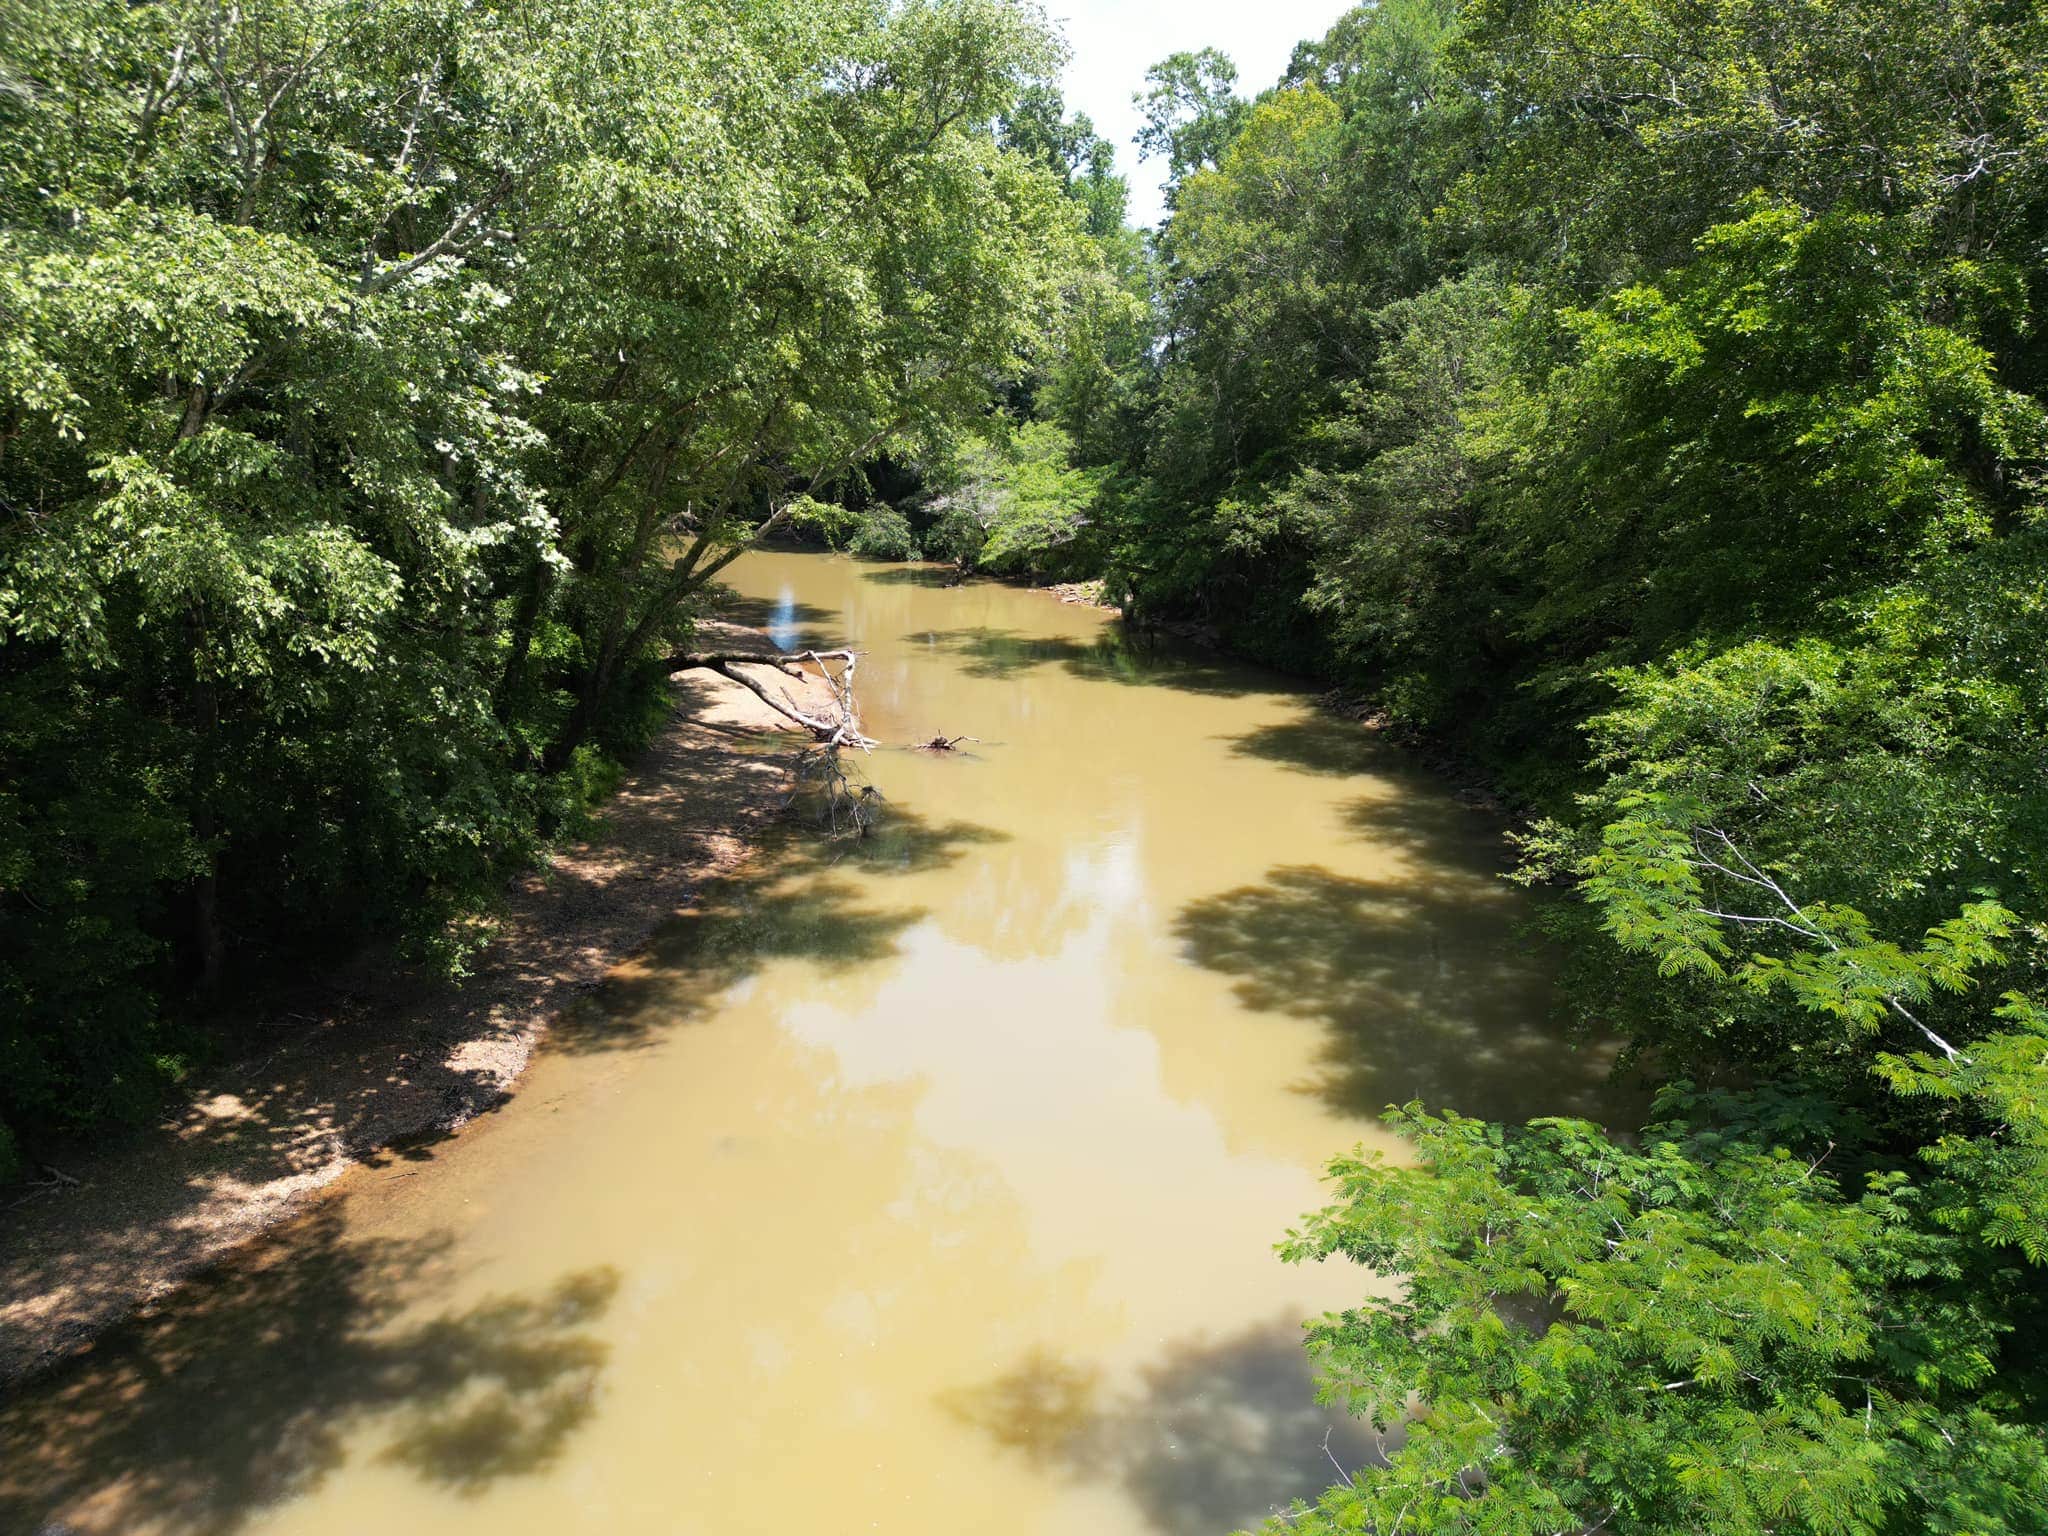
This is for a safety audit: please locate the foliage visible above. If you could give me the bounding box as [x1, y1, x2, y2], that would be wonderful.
[1024, 0, 2048, 1527]
[847, 507, 921, 561]
[1278, 1087, 2048, 1536]
[783, 494, 863, 548]
[10, 0, 2048, 1519]
[1133, 48, 1248, 203]
[919, 420, 1103, 577]
[0, 0, 1090, 1150]
[1451, 0, 2048, 289]
[1273, 835, 2048, 1534]
[1002, 81, 1129, 240]
[1292, 273, 1515, 725]
[1102, 0, 1474, 669]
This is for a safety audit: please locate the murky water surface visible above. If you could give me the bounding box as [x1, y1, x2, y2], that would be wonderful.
[1, 553, 1620, 1535]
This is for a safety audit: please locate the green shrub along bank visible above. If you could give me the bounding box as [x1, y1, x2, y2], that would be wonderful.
[862, 0, 2047, 1529]
[0, 0, 1101, 1167]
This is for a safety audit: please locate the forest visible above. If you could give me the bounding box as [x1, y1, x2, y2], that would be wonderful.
[0, 0, 1093, 1143]
[3, 0, 2047, 1532]
[1029, 3, 2048, 1529]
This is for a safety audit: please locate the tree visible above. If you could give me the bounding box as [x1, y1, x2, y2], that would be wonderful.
[1278, 1086, 2048, 1536]
[513, 0, 1086, 766]
[1133, 47, 1248, 205]
[0, 0, 1092, 1158]
[1045, 2, 2048, 1527]
[920, 420, 1104, 578]
[1273, 838, 2048, 1535]
[1105, 1, 1476, 669]
[1001, 81, 1130, 239]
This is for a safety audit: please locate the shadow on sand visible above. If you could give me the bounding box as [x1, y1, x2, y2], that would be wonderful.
[0, 668, 819, 1389]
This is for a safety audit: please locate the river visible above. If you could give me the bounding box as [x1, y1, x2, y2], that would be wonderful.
[0, 551, 1620, 1536]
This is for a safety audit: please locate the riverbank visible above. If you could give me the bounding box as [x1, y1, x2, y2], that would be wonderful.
[0, 617, 832, 1387]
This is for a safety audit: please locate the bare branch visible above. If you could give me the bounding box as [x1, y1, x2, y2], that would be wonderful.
[667, 649, 874, 750]
[1690, 827, 1966, 1062]
[669, 649, 886, 837]
[357, 170, 514, 294]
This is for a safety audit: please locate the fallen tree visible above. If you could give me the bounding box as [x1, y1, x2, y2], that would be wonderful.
[669, 648, 883, 835]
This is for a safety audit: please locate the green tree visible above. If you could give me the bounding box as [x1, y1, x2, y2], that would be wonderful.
[0, 0, 1092, 1155]
[1001, 81, 1129, 239]
[1274, 843, 2048, 1535]
[1133, 47, 1248, 205]
[1064, 3, 2048, 1527]
[920, 419, 1104, 578]
[1278, 1085, 2048, 1536]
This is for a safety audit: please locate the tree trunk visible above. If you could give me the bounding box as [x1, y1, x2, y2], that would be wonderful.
[189, 667, 224, 999]
[544, 650, 615, 773]
[191, 799, 224, 999]
[496, 556, 554, 726]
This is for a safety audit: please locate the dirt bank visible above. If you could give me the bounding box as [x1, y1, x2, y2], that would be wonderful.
[0, 619, 833, 1386]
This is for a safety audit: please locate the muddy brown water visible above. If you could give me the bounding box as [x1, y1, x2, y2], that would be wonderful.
[0, 552, 1624, 1536]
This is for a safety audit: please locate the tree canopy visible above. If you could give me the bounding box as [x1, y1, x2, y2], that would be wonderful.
[1012, 0, 2048, 1529]
[6, 0, 2047, 1524]
[0, 0, 1093, 1154]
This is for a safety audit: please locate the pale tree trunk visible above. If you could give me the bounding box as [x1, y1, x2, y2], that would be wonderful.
[669, 649, 883, 837]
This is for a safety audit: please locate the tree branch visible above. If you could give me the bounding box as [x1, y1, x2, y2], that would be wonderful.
[358, 170, 513, 294]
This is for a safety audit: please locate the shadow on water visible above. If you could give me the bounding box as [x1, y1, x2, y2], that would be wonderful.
[0, 1204, 617, 1536]
[1173, 864, 1616, 1126]
[1223, 714, 1383, 777]
[860, 563, 970, 588]
[546, 802, 1010, 1055]
[703, 587, 841, 646]
[908, 626, 1268, 698]
[1333, 790, 1520, 870]
[942, 1317, 1385, 1536]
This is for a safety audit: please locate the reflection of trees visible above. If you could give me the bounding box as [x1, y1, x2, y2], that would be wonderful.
[943, 1319, 1386, 1536]
[0, 1205, 616, 1535]
[859, 565, 966, 589]
[1174, 864, 1616, 1125]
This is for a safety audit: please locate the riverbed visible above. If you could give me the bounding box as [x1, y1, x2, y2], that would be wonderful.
[0, 551, 1620, 1536]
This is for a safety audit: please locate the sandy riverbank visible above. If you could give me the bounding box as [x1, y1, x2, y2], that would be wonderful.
[0, 619, 832, 1386]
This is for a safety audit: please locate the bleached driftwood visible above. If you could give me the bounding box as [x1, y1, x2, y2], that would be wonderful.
[670, 648, 883, 834]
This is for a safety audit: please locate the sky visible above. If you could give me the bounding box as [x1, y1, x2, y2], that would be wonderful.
[1047, 0, 1356, 228]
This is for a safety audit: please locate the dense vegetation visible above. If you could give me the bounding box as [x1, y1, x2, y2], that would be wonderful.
[0, 0, 1102, 1160]
[8, 0, 2046, 1527]
[988, 1, 2046, 1530]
